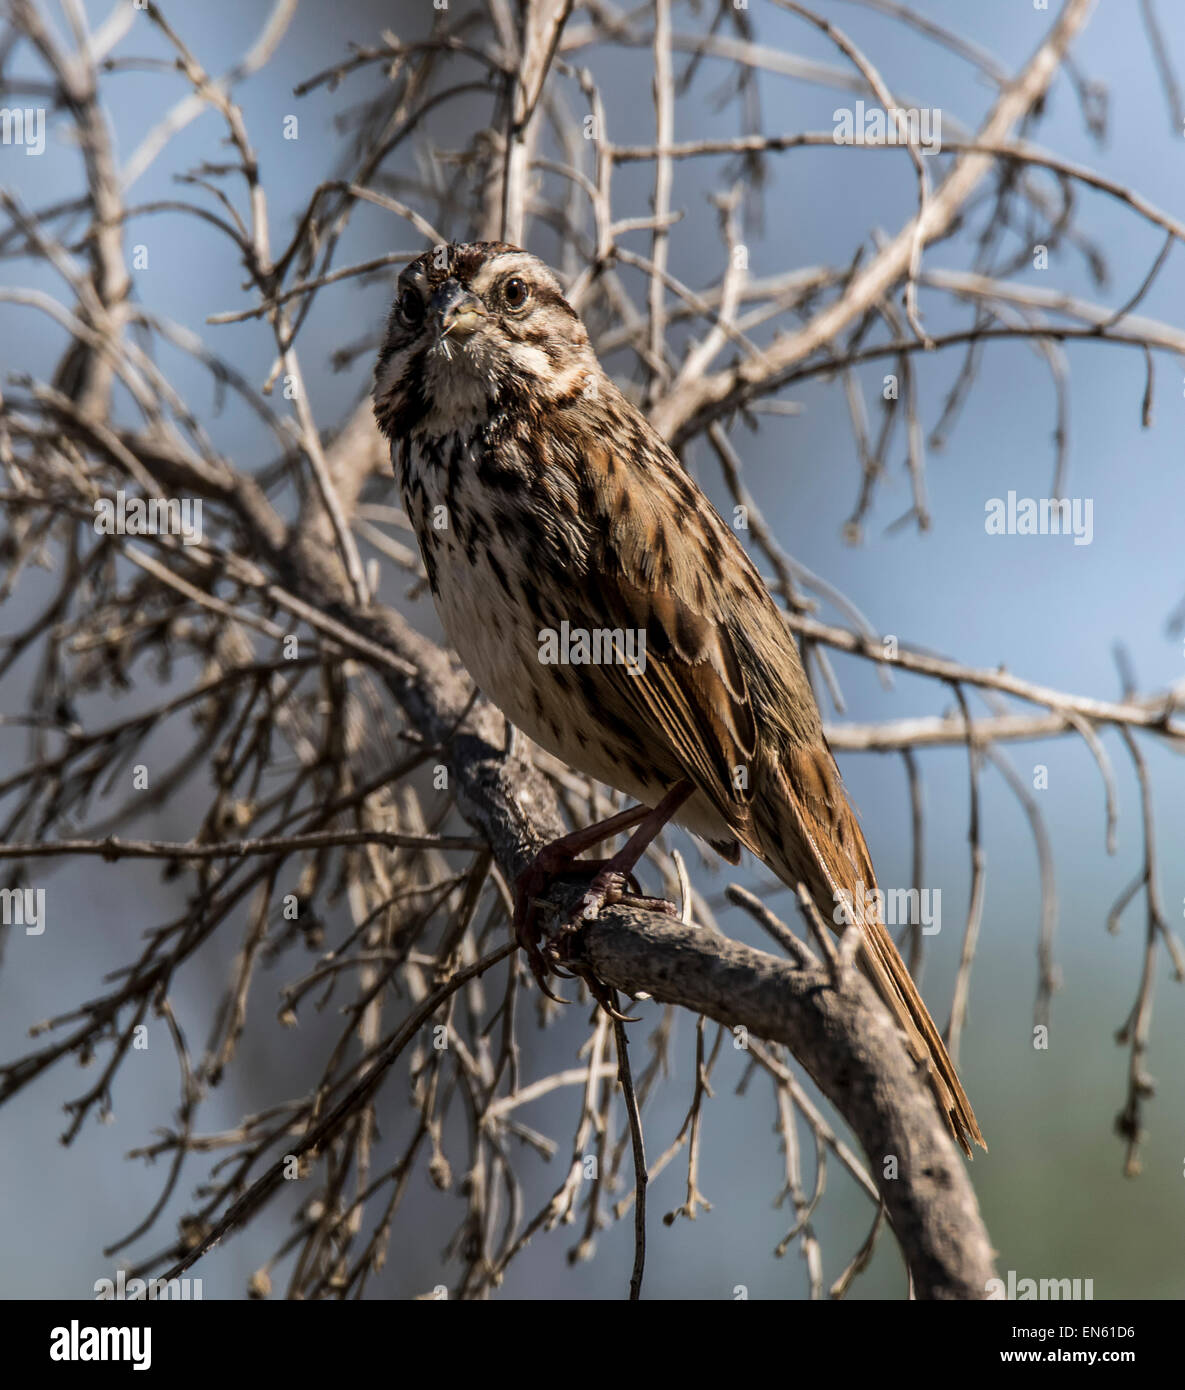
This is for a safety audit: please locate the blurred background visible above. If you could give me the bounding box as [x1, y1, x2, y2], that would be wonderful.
[1, 0, 1183, 1299]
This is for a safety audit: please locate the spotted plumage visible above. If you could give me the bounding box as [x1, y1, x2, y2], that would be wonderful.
[374, 242, 984, 1155]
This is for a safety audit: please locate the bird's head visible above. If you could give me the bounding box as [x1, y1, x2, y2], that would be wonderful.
[373, 241, 596, 440]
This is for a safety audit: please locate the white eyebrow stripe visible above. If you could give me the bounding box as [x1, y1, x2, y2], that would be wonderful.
[469, 252, 559, 297]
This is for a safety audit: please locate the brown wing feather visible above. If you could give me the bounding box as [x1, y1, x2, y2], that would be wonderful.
[582, 440, 761, 839]
[595, 567, 759, 834]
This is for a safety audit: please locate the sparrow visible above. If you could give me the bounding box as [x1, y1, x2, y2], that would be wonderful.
[373, 240, 985, 1155]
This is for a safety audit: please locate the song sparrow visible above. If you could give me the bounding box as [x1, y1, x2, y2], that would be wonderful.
[373, 241, 985, 1155]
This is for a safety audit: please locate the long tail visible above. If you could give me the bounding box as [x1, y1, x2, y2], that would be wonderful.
[757, 745, 986, 1156]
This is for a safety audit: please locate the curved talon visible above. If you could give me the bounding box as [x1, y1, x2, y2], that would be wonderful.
[589, 982, 640, 1023]
[524, 943, 567, 1004]
[570, 967, 640, 1022]
[537, 974, 567, 1004]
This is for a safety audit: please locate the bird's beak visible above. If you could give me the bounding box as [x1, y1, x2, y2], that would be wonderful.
[432, 280, 487, 340]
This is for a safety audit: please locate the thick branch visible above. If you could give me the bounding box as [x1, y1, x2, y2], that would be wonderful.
[568, 903, 995, 1299]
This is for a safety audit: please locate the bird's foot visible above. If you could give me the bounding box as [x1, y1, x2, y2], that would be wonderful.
[512, 848, 618, 1002]
[511, 782, 695, 1010]
[514, 858, 680, 1012]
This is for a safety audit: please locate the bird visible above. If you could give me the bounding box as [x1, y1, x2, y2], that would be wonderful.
[373, 240, 985, 1156]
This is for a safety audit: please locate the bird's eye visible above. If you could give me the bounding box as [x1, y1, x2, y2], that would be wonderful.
[503, 276, 530, 310]
[398, 286, 424, 326]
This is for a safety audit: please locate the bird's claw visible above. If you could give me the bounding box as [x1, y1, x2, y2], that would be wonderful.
[513, 856, 673, 1017]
